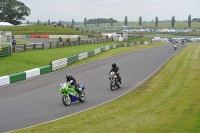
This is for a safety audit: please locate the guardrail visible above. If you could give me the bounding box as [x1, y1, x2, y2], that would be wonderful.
[51, 44, 121, 71]
[11, 38, 113, 53]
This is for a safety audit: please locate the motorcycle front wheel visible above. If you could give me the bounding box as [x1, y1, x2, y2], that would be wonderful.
[110, 81, 115, 91]
[62, 95, 71, 106]
[78, 91, 86, 102]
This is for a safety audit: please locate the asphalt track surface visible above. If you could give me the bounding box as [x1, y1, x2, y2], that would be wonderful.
[0, 43, 186, 133]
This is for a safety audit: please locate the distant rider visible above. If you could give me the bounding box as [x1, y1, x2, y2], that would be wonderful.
[66, 37, 70, 42]
[174, 41, 178, 48]
[58, 36, 62, 42]
[109, 63, 122, 84]
[181, 40, 185, 45]
[66, 73, 82, 96]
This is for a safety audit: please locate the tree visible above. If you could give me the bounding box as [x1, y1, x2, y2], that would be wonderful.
[155, 16, 158, 27]
[110, 17, 113, 27]
[84, 17, 87, 27]
[72, 19, 74, 27]
[0, 0, 31, 25]
[48, 19, 50, 25]
[139, 16, 142, 26]
[97, 18, 100, 27]
[37, 20, 40, 25]
[124, 16, 128, 26]
[171, 16, 175, 27]
[188, 15, 191, 27]
[87, 18, 118, 24]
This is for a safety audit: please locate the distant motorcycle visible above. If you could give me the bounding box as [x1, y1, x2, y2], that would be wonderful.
[59, 82, 86, 106]
[109, 71, 120, 91]
[174, 44, 177, 50]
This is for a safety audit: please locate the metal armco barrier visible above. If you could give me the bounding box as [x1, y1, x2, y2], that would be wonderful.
[51, 44, 121, 71]
[0, 65, 51, 86]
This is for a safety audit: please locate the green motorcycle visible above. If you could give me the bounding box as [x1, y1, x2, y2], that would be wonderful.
[59, 82, 86, 106]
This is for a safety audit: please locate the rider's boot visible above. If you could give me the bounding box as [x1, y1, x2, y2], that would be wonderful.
[119, 77, 122, 84]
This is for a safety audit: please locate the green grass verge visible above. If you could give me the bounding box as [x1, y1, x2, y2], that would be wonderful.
[0, 41, 120, 76]
[15, 40, 31, 45]
[128, 37, 149, 42]
[12, 43, 200, 133]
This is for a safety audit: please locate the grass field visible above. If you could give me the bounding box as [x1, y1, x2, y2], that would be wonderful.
[78, 22, 200, 29]
[11, 43, 200, 133]
[0, 37, 150, 76]
[0, 41, 119, 76]
[0, 25, 100, 35]
[1, 22, 200, 36]
[128, 37, 149, 42]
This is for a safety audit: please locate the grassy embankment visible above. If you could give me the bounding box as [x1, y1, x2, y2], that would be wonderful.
[78, 22, 200, 29]
[0, 25, 100, 35]
[128, 37, 149, 42]
[12, 44, 200, 133]
[79, 22, 200, 37]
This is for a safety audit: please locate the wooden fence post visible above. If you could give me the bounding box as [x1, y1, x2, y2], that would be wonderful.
[24, 44, 26, 51]
[13, 46, 15, 53]
[50, 42, 52, 49]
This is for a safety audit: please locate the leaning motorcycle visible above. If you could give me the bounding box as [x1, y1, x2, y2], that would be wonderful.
[109, 71, 120, 91]
[59, 82, 86, 106]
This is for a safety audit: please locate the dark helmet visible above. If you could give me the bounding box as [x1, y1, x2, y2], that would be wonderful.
[112, 63, 116, 68]
[66, 73, 71, 79]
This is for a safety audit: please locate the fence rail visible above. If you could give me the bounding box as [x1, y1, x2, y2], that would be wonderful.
[12, 38, 113, 53]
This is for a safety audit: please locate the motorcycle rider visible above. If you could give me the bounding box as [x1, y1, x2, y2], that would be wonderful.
[181, 39, 185, 45]
[173, 41, 178, 50]
[109, 63, 122, 84]
[66, 73, 82, 96]
[58, 36, 62, 42]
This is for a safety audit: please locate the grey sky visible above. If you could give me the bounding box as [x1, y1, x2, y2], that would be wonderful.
[19, 0, 200, 22]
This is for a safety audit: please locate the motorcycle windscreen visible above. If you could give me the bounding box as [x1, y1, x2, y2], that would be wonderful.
[79, 84, 85, 89]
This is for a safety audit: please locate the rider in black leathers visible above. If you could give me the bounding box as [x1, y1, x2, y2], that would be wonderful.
[66, 73, 82, 96]
[109, 63, 122, 84]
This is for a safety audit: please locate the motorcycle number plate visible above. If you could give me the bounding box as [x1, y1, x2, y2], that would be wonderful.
[114, 75, 117, 78]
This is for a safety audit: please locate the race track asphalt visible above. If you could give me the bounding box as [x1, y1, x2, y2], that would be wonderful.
[0, 43, 186, 133]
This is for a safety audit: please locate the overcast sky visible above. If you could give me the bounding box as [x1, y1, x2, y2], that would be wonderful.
[19, 0, 200, 22]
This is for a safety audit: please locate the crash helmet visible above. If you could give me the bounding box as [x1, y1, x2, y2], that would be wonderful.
[112, 63, 116, 68]
[66, 73, 71, 80]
